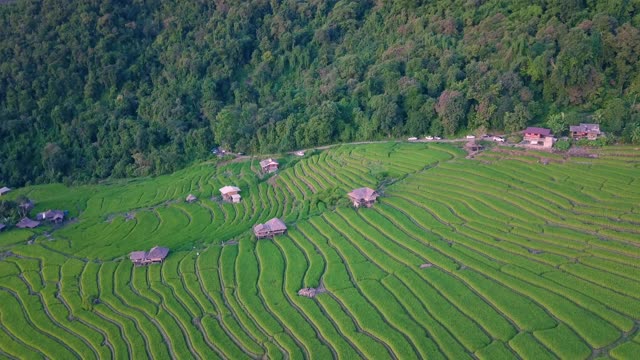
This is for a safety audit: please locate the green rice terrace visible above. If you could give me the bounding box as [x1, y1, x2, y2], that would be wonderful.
[1, 142, 640, 360]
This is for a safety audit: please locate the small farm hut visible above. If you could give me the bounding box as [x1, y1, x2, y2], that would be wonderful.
[130, 246, 170, 266]
[0, 187, 11, 196]
[298, 288, 317, 298]
[260, 158, 279, 173]
[16, 218, 40, 229]
[186, 194, 198, 203]
[37, 210, 66, 223]
[219, 186, 241, 203]
[0, 224, 6, 232]
[294, 151, 305, 157]
[348, 187, 379, 208]
[254, 218, 287, 239]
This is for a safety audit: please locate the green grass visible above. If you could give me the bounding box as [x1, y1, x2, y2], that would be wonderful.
[0, 143, 639, 358]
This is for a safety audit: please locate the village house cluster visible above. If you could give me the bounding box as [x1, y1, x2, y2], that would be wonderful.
[521, 123, 602, 149]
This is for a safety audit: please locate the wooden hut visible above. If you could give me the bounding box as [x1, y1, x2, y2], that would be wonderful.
[298, 288, 317, 298]
[219, 186, 241, 203]
[186, 194, 198, 203]
[348, 187, 379, 208]
[254, 218, 287, 239]
[16, 218, 40, 229]
[259, 158, 279, 173]
[0, 187, 11, 196]
[570, 123, 601, 140]
[129, 246, 170, 266]
[37, 210, 65, 223]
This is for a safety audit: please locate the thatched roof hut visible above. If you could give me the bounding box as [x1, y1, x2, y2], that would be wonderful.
[348, 187, 379, 208]
[254, 218, 287, 239]
[16, 218, 40, 229]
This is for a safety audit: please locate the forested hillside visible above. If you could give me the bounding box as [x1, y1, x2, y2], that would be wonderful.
[1, 0, 640, 185]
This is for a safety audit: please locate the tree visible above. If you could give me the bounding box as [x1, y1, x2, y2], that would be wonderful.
[504, 104, 531, 133]
[435, 90, 466, 136]
[546, 112, 567, 135]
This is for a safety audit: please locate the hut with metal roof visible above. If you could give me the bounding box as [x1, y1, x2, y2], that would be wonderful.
[219, 186, 242, 203]
[259, 158, 279, 173]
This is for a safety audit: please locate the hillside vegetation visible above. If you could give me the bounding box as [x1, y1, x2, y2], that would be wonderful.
[2, 0, 640, 186]
[0, 143, 639, 359]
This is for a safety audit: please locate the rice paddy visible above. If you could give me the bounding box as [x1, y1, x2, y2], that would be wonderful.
[0, 142, 639, 359]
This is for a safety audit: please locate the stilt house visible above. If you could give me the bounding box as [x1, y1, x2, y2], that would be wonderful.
[219, 186, 242, 203]
[254, 218, 287, 239]
[259, 158, 279, 173]
[130, 246, 170, 266]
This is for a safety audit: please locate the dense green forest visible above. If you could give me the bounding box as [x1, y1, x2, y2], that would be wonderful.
[1, 0, 640, 186]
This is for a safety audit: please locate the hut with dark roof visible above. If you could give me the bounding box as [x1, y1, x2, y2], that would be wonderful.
[348, 187, 379, 208]
[254, 218, 287, 239]
[37, 210, 66, 223]
[259, 158, 279, 173]
[16, 218, 40, 229]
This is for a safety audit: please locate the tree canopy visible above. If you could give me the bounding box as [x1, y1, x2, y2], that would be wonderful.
[2, 0, 640, 185]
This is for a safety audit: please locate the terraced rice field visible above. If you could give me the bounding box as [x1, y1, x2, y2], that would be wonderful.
[0, 142, 639, 359]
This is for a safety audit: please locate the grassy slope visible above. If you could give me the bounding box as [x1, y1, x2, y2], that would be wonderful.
[0, 142, 639, 359]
